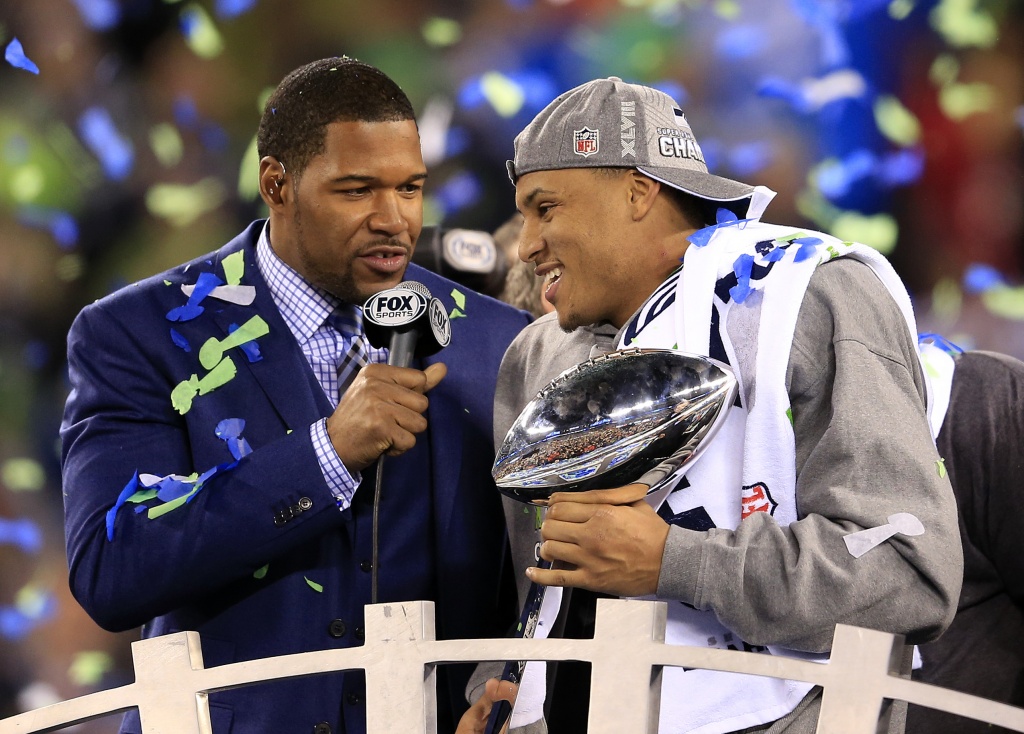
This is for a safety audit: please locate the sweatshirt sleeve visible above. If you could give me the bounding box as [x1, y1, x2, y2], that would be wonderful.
[657, 257, 963, 652]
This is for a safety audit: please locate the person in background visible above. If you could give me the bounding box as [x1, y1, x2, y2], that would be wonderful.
[907, 349, 1024, 733]
[494, 213, 554, 320]
[467, 76, 962, 734]
[60, 57, 529, 734]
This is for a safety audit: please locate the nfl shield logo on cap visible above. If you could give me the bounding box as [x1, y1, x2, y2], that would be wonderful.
[573, 127, 599, 157]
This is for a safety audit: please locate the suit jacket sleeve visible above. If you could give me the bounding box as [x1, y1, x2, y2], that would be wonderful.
[62, 293, 346, 632]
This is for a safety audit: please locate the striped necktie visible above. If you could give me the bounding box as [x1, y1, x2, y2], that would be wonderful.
[328, 305, 369, 403]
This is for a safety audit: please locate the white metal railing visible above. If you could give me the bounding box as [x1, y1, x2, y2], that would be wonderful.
[0, 599, 1022, 733]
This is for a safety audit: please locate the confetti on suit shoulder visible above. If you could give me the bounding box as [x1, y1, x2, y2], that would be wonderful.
[305, 577, 324, 593]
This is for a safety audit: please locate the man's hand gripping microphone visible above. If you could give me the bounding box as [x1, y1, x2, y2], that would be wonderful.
[361, 282, 451, 603]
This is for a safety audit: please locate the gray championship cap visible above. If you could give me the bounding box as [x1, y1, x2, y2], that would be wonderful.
[508, 77, 761, 217]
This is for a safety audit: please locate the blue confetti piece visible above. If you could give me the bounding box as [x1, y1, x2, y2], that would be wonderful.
[0, 594, 56, 640]
[170, 328, 192, 352]
[78, 107, 134, 180]
[106, 471, 139, 542]
[215, 0, 257, 18]
[17, 206, 79, 249]
[730, 253, 756, 304]
[185, 460, 239, 504]
[963, 263, 1006, 294]
[728, 142, 773, 177]
[167, 271, 223, 322]
[445, 126, 471, 157]
[457, 77, 487, 110]
[687, 225, 717, 248]
[878, 148, 925, 187]
[216, 418, 252, 460]
[764, 246, 786, 262]
[792, 236, 823, 262]
[435, 171, 483, 216]
[174, 96, 200, 129]
[228, 323, 263, 362]
[715, 25, 766, 61]
[155, 476, 197, 503]
[5, 38, 40, 74]
[69, 0, 121, 30]
[200, 123, 229, 152]
[0, 519, 43, 554]
[716, 208, 738, 225]
[919, 332, 964, 355]
[757, 77, 808, 113]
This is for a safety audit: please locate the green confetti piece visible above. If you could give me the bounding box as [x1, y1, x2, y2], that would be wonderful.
[448, 307, 466, 320]
[181, 3, 224, 58]
[2, 457, 46, 492]
[171, 356, 238, 415]
[929, 54, 960, 87]
[147, 484, 201, 519]
[931, 277, 962, 324]
[713, 0, 741, 19]
[199, 315, 269, 370]
[936, 458, 947, 478]
[305, 577, 323, 593]
[164, 280, 173, 286]
[981, 285, 1024, 321]
[785, 408, 794, 426]
[15, 585, 48, 616]
[422, 17, 461, 47]
[237, 133, 260, 202]
[874, 95, 921, 146]
[929, 0, 998, 49]
[888, 0, 914, 20]
[481, 71, 525, 118]
[146, 177, 227, 228]
[254, 564, 269, 579]
[149, 123, 184, 167]
[829, 212, 898, 255]
[222, 250, 245, 286]
[450, 288, 466, 310]
[69, 651, 113, 687]
[126, 489, 158, 503]
[939, 82, 995, 121]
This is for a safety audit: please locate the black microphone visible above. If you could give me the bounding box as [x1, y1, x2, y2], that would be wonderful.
[362, 281, 451, 368]
[360, 281, 451, 604]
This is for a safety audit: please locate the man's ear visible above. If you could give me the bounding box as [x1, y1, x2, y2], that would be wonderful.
[627, 170, 661, 221]
[258, 156, 288, 209]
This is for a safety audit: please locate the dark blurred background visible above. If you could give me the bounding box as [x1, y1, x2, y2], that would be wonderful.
[0, 0, 1021, 729]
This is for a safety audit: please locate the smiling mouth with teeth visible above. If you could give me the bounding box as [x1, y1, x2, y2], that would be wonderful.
[545, 267, 562, 286]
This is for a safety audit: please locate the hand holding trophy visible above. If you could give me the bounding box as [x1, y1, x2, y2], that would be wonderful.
[484, 348, 737, 733]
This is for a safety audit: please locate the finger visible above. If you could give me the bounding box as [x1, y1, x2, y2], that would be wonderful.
[527, 561, 581, 588]
[422, 361, 447, 391]
[544, 501, 602, 524]
[548, 482, 649, 506]
[360, 363, 438, 391]
[538, 538, 587, 568]
[484, 677, 518, 704]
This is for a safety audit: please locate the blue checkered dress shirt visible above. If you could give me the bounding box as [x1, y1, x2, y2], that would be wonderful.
[256, 225, 388, 510]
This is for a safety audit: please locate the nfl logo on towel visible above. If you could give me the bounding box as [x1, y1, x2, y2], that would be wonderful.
[573, 127, 599, 157]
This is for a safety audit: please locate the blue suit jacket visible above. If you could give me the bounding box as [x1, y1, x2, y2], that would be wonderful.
[61, 221, 531, 733]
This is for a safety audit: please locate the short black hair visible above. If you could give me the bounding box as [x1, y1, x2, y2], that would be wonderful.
[257, 57, 415, 177]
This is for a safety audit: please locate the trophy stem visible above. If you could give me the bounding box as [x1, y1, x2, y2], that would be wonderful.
[485, 559, 553, 734]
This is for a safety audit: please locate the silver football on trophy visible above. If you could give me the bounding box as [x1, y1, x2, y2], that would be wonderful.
[492, 348, 737, 504]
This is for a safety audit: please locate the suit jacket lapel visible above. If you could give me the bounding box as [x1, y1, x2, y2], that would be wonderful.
[204, 229, 332, 432]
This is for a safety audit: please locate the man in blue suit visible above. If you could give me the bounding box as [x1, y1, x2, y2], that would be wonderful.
[60, 57, 531, 734]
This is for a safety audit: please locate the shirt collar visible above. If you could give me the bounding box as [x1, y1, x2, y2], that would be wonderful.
[255, 222, 340, 345]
